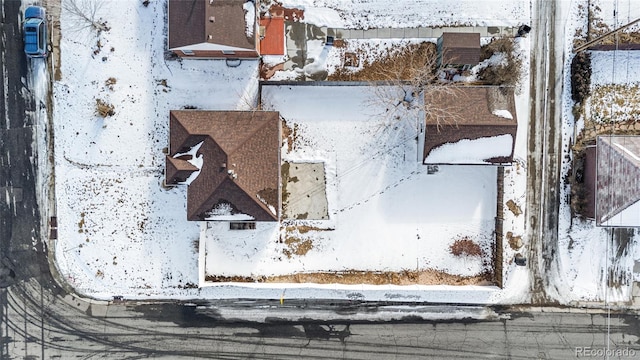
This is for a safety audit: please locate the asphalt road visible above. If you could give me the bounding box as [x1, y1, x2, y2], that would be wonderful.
[0, 0, 40, 280]
[4, 291, 640, 359]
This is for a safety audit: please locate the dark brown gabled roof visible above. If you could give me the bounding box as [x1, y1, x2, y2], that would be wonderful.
[168, 0, 256, 51]
[423, 86, 518, 164]
[439, 32, 481, 66]
[167, 110, 281, 221]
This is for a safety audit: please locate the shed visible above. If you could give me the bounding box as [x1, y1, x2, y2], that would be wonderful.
[437, 32, 481, 69]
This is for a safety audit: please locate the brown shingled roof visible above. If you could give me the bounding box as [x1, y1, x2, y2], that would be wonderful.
[167, 110, 281, 221]
[166, 156, 199, 184]
[439, 32, 481, 66]
[168, 0, 256, 51]
[423, 86, 518, 164]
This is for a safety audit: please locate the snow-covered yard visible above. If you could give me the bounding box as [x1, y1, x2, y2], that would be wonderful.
[49, 0, 541, 303]
[53, 0, 260, 297]
[202, 84, 498, 281]
[554, 0, 640, 303]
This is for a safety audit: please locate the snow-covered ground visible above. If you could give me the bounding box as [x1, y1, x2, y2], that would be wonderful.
[203, 85, 497, 280]
[275, 0, 529, 29]
[554, 0, 640, 304]
[53, 0, 640, 306]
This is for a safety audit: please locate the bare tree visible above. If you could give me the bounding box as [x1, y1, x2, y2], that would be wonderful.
[63, 0, 110, 37]
[352, 42, 462, 130]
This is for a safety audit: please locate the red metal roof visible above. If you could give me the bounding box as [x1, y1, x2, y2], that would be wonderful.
[259, 17, 285, 55]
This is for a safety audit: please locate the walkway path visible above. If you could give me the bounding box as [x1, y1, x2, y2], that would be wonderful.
[328, 25, 518, 39]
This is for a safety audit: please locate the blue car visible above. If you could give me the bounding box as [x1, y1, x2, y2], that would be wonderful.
[23, 6, 47, 58]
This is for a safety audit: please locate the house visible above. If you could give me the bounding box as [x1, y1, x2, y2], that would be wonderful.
[165, 110, 281, 221]
[588, 136, 640, 226]
[423, 86, 517, 165]
[167, 0, 259, 59]
[436, 32, 481, 70]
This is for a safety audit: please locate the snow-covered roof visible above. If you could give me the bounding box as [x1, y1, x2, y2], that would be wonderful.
[423, 86, 518, 165]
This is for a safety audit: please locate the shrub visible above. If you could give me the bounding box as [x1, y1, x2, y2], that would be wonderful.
[328, 42, 438, 82]
[568, 149, 589, 216]
[571, 52, 592, 105]
[95, 98, 115, 117]
[105, 77, 116, 91]
[480, 37, 515, 61]
[449, 238, 482, 257]
[477, 37, 522, 86]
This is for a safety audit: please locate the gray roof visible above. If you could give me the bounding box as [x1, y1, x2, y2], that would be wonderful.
[595, 136, 640, 226]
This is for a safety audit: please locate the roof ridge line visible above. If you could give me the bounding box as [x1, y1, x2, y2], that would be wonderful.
[227, 112, 274, 155]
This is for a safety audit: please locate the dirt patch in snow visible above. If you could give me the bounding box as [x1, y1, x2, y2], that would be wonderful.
[281, 118, 298, 152]
[282, 236, 313, 258]
[279, 224, 333, 258]
[506, 231, 523, 250]
[506, 200, 522, 216]
[284, 225, 333, 233]
[206, 269, 494, 286]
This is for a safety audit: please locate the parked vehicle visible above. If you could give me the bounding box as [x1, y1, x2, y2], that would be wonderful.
[23, 6, 47, 58]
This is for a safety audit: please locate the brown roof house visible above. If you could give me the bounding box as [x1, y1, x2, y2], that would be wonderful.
[166, 110, 281, 221]
[589, 136, 640, 226]
[168, 0, 259, 59]
[437, 32, 481, 70]
[423, 86, 518, 165]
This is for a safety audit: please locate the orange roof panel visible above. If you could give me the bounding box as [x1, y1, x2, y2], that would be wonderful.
[259, 17, 285, 55]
